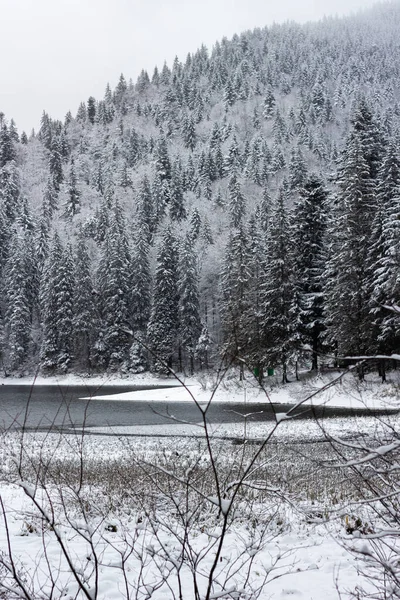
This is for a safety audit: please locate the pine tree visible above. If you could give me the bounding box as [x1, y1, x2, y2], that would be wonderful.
[169, 164, 187, 221]
[0, 160, 21, 221]
[367, 143, 400, 353]
[72, 235, 97, 371]
[87, 96, 96, 124]
[155, 136, 171, 181]
[324, 135, 377, 357]
[228, 173, 246, 228]
[0, 125, 16, 166]
[147, 227, 180, 371]
[40, 234, 74, 372]
[220, 224, 251, 367]
[4, 230, 31, 370]
[182, 114, 197, 151]
[292, 175, 328, 369]
[260, 185, 294, 383]
[179, 235, 202, 373]
[96, 210, 132, 369]
[64, 158, 81, 218]
[49, 137, 64, 192]
[131, 218, 152, 334]
[136, 175, 154, 238]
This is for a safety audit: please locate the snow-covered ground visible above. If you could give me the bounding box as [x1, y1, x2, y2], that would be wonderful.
[0, 480, 366, 600]
[0, 370, 398, 598]
[0, 424, 378, 600]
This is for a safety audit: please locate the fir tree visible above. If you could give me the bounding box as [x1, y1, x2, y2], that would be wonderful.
[179, 235, 202, 373]
[40, 234, 74, 372]
[292, 175, 328, 369]
[72, 235, 97, 371]
[147, 227, 180, 371]
[228, 173, 246, 228]
[220, 224, 251, 367]
[64, 158, 81, 218]
[96, 209, 132, 369]
[324, 134, 377, 357]
[131, 218, 152, 334]
[260, 185, 294, 383]
[4, 230, 31, 370]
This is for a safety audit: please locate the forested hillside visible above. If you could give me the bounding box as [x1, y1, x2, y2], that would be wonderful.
[1, 1, 400, 377]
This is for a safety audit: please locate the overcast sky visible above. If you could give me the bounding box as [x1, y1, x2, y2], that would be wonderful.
[0, 0, 381, 134]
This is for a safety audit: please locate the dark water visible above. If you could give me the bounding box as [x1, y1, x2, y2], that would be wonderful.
[0, 384, 397, 433]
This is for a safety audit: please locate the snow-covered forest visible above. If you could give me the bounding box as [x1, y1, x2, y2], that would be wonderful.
[1, 1, 400, 376]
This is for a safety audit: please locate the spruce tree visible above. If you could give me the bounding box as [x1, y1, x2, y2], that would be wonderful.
[40, 234, 74, 372]
[96, 211, 132, 369]
[179, 235, 202, 373]
[64, 158, 81, 218]
[220, 224, 251, 367]
[72, 235, 97, 371]
[4, 230, 31, 370]
[292, 175, 328, 369]
[147, 227, 180, 371]
[131, 218, 152, 334]
[260, 185, 294, 383]
[368, 143, 400, 353]
[324, 135, 377, 357]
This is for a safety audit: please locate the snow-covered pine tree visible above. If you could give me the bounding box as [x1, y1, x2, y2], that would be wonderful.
[179, 235, 202, 374]
[324, 135, 377, 357]
[4, 230, 32, 371]
[147, 226, 180, 371]
[96, 208, 132, 370]
[260, 183, 294, 383]
[291, 174, 328, 369]
[220, 223, 251, 370]
[367, 143, 400, 353]
[72, 234, 98, 371]
[40, 233, 74, 372]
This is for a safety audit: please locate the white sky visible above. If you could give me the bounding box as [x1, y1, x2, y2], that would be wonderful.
[0, 0, 382, 134]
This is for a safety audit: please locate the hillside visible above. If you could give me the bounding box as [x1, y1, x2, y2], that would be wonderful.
[1, 1, 400, 376]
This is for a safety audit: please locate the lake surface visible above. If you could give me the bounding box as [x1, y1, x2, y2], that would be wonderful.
[0, 384, 397, 433]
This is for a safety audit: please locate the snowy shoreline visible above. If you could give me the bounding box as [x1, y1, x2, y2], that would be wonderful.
[1, 371, 400, 411]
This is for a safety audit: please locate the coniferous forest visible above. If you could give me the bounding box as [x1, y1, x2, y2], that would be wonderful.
[1, 2, 400, 378]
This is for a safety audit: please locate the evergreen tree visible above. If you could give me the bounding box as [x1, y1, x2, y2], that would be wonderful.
[260, 185, 294, 383]
[220, 224, 251, 367]
[4, 230, 31, 370]
[96, 210, 132, 369]
[72, 235, 97, 370]
[0, 160, 21, 221]
[324, 135, 377, 357]
[131, 218, 152, 334]
[182, 114, 197, 151]
[155, 136, 171, 181]
[0, 124, 16, 166]
[292, 175, 328, 369]
[64, 158, 81, 218]
[147, 227, 180, 371]
[49, 137, 64, 192]
[40, 234, 74, 372]
[368, 143, 400, 353]
[87, 96, 96, 124]
[228, 173, 246, 228]
[169, 164, 187, 221]
[179, 236, 202, 373]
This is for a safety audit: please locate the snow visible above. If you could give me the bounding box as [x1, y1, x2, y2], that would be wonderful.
[72, 370, 400, 412]
[0, 479, 372, 599]
[2, 370, 399, 412]
[0, 371, 398, 597]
